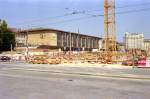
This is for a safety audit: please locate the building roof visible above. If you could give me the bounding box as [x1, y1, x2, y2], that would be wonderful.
[8, 27, 21, 33]
[125, 32, 143, 35]
[144, 39, 150, 42]
[20, 27, 102, 39]
[117, 42, 124, 46]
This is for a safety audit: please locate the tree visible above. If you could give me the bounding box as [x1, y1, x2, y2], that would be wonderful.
[0, 20, 15, 52]
[0, 19, 3, 51]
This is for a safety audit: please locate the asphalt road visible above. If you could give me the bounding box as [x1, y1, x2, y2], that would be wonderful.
[0, 62, 150, 99]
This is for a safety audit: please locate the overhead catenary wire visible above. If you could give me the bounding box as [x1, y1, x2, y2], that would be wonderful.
[117, 2, 150, 9]
[28, 7, 150, 28]
[12, 2, 150, 27]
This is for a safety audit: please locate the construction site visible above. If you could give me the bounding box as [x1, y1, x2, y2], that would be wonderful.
[1, 0, 150, 67]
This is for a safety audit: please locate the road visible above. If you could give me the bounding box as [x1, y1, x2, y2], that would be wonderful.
[0, 62, 150, 99]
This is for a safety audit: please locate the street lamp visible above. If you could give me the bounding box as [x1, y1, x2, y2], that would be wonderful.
[26, 29, 29, 62]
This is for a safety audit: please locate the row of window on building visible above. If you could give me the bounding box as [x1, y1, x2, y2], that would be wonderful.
[124, 32, 150, 51]
[57, 32, 99, 49]
[15, 28, 150, 52]
[15, 28, 101, 50]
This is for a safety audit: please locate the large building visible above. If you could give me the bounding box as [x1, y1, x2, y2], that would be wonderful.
[144, 39, 150, 51]
[16, 28, 102, 51]
[124, 32, 145, 50]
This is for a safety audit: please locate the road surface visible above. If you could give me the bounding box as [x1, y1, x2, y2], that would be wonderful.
[0, 62, 150, 99]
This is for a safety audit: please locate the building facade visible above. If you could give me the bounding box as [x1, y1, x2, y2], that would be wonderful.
[144, 39, 150, 51]
[124, 32, 145, 50]
[16, 28, 102, 51]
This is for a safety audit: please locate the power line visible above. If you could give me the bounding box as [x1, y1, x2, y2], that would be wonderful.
[117, 2, 150, 9]
[30, 16, 100, 28]
[116, 7, 150, 15]
[28, 7, 150, 28]
[12, 2, 150, 27]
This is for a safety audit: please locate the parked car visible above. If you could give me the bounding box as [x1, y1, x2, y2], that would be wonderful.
[0, 56, 11, 62]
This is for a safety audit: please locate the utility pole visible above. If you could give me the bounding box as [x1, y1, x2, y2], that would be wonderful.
[69, 32, 72, 59]
[132, 36, 136, 68]
[11, 44, 13, 53]
[26, 29, 29, 62]
[77, 28, 80, 63]
[10, 43, 13, 62]
[69, 32, 71, 52]
[77, 28, 80, 51]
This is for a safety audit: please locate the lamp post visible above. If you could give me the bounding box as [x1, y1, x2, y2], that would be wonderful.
[132, 49, 135, 68]
[77, 28, 80, 63]
[69, 32, 71, 59]
[10, 43, 13, 62]
[132, 36, 136, 68]
[26, 30, 29, 62]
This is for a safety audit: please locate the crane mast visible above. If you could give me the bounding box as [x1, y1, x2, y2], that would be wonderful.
[103, 0, 117, 63]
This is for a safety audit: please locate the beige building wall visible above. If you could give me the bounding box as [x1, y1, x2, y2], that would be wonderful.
[17, 28, 102, 51]
[144, 40, 150, 51]
[125, 32, 144, 50]
[28, 31, 57, 46]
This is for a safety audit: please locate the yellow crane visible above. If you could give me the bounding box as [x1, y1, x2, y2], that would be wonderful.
[103, 0, 117, 63]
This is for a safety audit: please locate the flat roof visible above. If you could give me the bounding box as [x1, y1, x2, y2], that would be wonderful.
[20, 27, 102, 39]
[144, 39, 150, 42]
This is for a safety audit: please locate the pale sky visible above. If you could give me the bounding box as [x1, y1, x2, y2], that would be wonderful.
[0, 0, 150, 42]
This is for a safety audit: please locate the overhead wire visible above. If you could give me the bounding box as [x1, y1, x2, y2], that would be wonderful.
[28, 7, 150, 28]
[12, 2, 150, 27]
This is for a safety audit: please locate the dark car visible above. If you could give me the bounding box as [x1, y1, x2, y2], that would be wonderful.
[0, 56, 11, 62]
